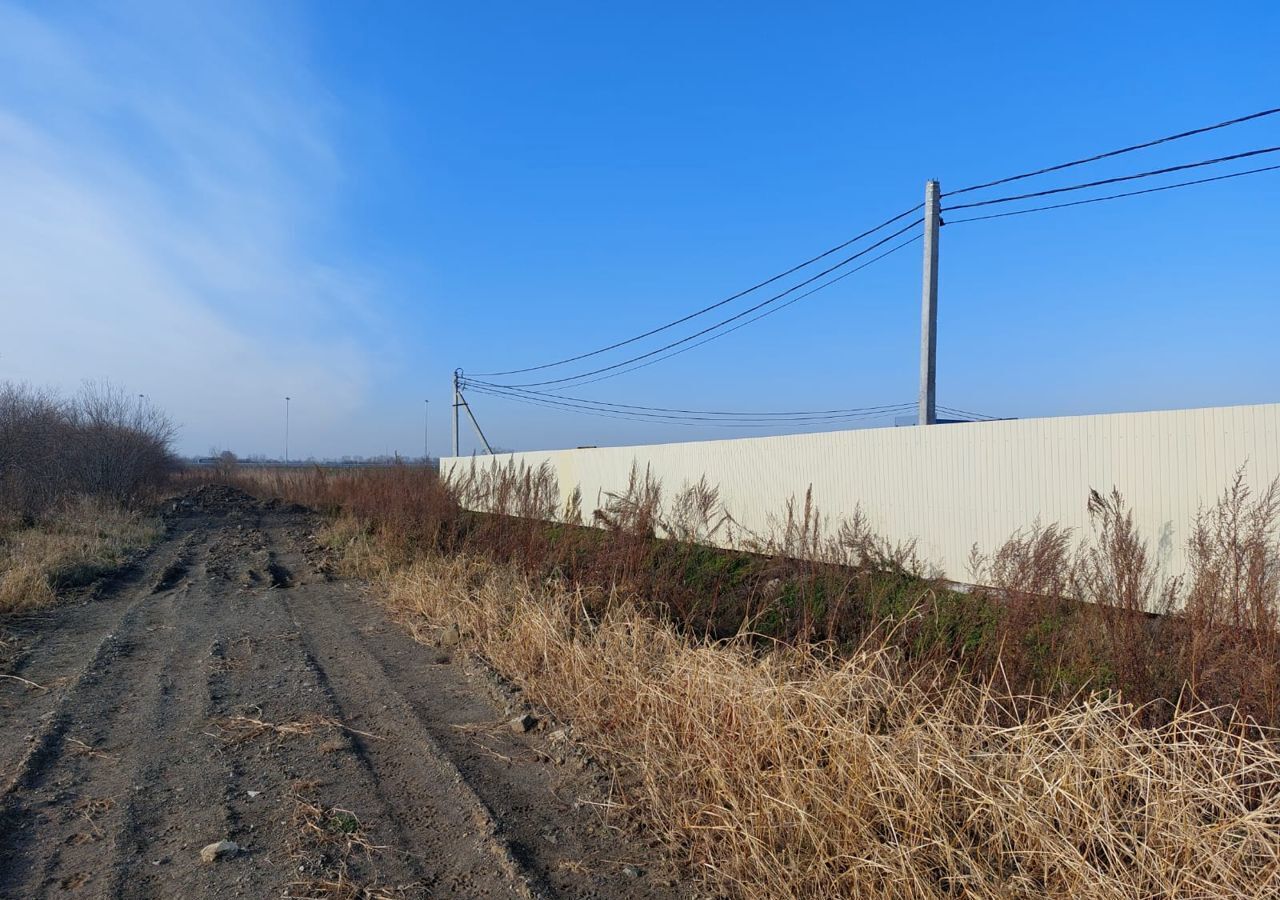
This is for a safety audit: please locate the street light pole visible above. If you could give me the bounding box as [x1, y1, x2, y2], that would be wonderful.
[285, 396, 291, 463]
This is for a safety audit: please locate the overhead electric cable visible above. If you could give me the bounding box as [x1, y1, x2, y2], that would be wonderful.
[464, 383, 909, 423]
[937, 405, 1000, 421]
[460, 392, 721, 428]
[462, 384, 917, 427]
[493, 218, 923, 388]
[470, 203, 924, 378]
[468, 232, 922, 392]
[947, 106, 1280, 197]
[460, 381, 917, 420]
[941, 162, 1280, 225]
[943, 146, 1280, 212]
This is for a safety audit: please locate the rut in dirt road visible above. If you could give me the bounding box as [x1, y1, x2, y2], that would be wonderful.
[0, 486, 685, 899]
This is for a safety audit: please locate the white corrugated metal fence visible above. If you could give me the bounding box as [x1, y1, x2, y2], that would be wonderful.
[441, 403, 1280, 583]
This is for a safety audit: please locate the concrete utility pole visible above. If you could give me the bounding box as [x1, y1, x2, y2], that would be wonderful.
[919, 179, 941, 426]
[424, 399, 429, 461]
[451, 372, 460, 457]
[284, 396, 291, 463]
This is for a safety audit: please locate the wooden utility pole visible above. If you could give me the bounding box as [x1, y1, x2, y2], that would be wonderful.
[919, 179, 940, 426]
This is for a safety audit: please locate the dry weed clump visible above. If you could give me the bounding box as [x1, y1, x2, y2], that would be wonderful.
[285, 783, 401, 900]
[389, 553, 1280, 900]
[971, 472, 1280, 725]
[0, 496, 159, 613]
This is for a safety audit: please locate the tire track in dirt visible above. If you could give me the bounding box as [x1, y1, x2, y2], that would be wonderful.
[263, 524, 681, 899]
[287, 604, 541, 896]
[0, 530, 199, 803]
[0, 486, 686, 899]
[0, 532, 195, 791]
[0, 537, 201, 896]
[100, 535, 244, 899]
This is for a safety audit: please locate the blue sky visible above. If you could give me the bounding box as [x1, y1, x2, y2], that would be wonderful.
[2, 2, 1277, 457]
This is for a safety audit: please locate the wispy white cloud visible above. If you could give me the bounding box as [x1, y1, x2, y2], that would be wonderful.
[0, 1, 390, 456]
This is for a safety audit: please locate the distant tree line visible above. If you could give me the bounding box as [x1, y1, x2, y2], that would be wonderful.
[0, 381, 176, 522]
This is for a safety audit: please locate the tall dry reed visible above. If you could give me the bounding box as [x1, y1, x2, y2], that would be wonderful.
[389, 553, 1280, 899]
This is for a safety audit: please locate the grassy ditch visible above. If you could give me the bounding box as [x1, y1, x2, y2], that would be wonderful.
[201, 462, 1280, 897]
[387, 552, 1280, 899]
[203, 462, 1280, 727]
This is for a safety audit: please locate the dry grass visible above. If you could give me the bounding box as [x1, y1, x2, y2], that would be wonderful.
[210, 462, 1280, 726]
[0, 495, 159, 613]
[284, 783, 402, 900]
[70, 795, 115, 844]
[211, 713, 377, 744]
[388, 553, 1280, 899]
[207, 463, 1280, 895]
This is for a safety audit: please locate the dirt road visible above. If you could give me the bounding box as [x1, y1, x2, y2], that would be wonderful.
[0, 487, 682, 899]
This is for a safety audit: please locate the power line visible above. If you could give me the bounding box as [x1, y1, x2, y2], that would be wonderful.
[464, 109, 1280, 442]
[943, 146, 1280, 212]
[943, 162, 1280, 225]
[469, 396, 915, 428]
[465, 389, 704, 428]
[461, 380, 916, 420]
[464, 383, 909, 423]
[463, 383, 917, 427]
[484, 233, 923, 392]
[492, 218, 923, 388]
[947, 106, 1280, 197]
[938, 404, 1000, 421]
[470, 202, 924, 378]
[467, 383, 993, 430]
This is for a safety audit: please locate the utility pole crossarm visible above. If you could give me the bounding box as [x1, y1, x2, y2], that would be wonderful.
[919, 180, 941, 426]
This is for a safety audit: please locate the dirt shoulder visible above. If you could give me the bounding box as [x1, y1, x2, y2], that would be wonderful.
[0, 485, 685, 899]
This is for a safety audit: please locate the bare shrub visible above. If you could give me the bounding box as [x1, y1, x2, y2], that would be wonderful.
[665, 476, 728, 545]
[749, 489, 921, 576]
[832, 507, 922, 574]
[979, 521, 1084, 696]
[66, 381, 176, 504]
[0, 383, 71, 521]
[1177, 472, 1280, 722]
[1073, 488, 1176, 704]
[214, 450, 239, 478]
[562, 485, 583, 526]
[0, 380, 176, 521]
[1, 381, 173, 612]
[454, 458, 558, 522]
[594, 462, 662, 536]
[989, 521, 1074, 600]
